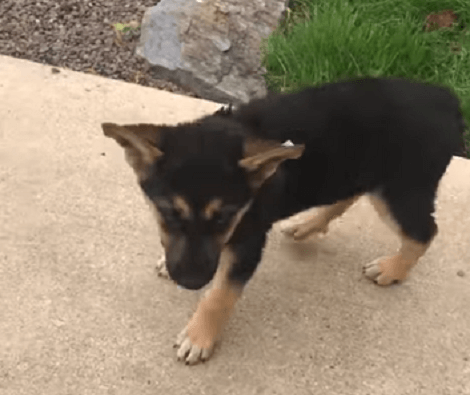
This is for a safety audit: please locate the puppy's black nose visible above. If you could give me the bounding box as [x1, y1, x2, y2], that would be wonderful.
[174, 276, 209, 291]
[166, 262, 214, 290]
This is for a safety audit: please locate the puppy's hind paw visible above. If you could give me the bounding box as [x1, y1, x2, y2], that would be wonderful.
[280, 220, 328, 240]
[362, 256, 407, 286]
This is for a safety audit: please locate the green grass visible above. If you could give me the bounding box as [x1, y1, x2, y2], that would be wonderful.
[263, 0, 470, 155]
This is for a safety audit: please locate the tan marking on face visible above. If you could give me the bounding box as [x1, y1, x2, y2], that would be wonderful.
[154, 210, 170, 250]
[173, 195, 192, 220]
[185, 246, 242, 350]
[203, 198, 223, 220]
[219, 201, 253, 245]
[282, 196, 360, 240]
[158, 223, 170, 250]
[144, 197, 170, 250]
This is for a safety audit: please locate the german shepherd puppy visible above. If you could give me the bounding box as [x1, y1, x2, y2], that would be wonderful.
[102, 77, 465, 365]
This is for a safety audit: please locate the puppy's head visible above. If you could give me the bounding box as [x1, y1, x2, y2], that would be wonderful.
[102, 113, 304, 290]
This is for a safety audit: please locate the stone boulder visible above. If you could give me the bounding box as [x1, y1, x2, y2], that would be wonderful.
[137, 0, 289, 104]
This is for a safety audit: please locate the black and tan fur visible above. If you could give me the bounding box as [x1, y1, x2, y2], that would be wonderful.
[102, 77, 465, 365]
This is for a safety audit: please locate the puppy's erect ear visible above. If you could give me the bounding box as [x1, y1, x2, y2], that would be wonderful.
[239, 137, 305, 189]
[102, 123, 164, 178]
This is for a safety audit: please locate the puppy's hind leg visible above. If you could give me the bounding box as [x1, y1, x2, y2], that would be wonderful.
[363, 189, 438, 285]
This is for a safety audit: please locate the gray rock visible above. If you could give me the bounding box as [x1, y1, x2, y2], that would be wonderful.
[137, 0, 290, 104]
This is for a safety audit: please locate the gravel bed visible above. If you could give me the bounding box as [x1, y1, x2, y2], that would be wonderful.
[0, 0, 198, 97]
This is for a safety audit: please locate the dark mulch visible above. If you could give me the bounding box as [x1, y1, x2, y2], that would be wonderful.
[0, 0, 198, 97]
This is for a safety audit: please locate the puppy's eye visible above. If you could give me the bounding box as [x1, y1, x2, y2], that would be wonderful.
[158, 206, 182, 226]
[167, 208, 180, 220]
[213, 209, 236, 228]
[214, 214, 227, 226]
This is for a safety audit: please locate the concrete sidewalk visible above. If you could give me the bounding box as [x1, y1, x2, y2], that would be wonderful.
[1, 55, 469, 395]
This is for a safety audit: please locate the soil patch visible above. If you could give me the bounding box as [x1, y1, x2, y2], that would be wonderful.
[0, 0, 198, 97]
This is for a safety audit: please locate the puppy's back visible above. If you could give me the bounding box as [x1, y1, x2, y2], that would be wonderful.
[229, 78, 464, 201]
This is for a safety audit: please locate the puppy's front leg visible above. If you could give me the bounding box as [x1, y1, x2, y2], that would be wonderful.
[175, 247, 242, 364]
[155, 255, 169, 279]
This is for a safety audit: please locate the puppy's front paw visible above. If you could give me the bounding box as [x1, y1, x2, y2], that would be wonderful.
[155, 255, 170, 279]
[174, 286, 238, 365]
[175, 326, 216, 365]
